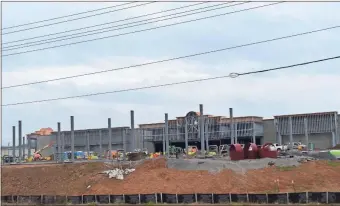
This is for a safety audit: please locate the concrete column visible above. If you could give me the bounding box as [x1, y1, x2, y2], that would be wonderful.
[252, 121, 256, 143]
[123, 129, 126, 161]
[108, 118, 112, 157]
[12, 126, 16, 159]
[27, 136, 31, 158]
[162, 128, 165, 154]
[99, 130, 102, 158]
[332, 132, 336, 147]
[165, 113, 169, 157]
[205, 121, 209, 153]
[199, 104, 205, 154]
[289, 116, 293, 144]
[304, 118, 309, 149]
[229, 108, 234, 144]
[86, 131, 90, 155]
[185, 119, 188, 154]
[22, 136, 26, 159]
[235, 123, 238, 144]
[18, 121, 22, 162]
[275, 118, 283, 145]
[176, 120, 179, 141]
[61, 132, 65, 162]
[70, 116, 75, 161]
[334, 113, 339, 144]
[57, 122, 61, 162]
[130, 110, 135, 151]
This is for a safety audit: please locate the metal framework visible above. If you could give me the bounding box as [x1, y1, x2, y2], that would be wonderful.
[139, 110, 264, 149]
[274, 112, 339, 147]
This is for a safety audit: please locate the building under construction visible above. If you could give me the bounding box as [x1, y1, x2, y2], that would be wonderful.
[21, 106, 340, 160]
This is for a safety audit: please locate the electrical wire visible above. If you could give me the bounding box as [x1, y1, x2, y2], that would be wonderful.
[2, 2, 155, 35]
[2, 2, 282, 57]
[2, 2, 207, 45]
[3, 55, 339, 107]
[3, 2, 244, 51]
[2, 24, 338, 89]
[2, 2, 135, 30]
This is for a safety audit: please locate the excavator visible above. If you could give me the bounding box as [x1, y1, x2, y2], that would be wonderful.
[32, 142, 55, 161]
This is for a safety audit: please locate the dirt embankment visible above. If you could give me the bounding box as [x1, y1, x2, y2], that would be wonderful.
[2, 159, 340, 196]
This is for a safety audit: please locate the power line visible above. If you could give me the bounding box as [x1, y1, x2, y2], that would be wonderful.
[2, 2, 154, 35]
[2, 24, 338, 89]
[3, 55, 339, 107]
[2, 2, 135, 30]
[2, 2, 207, 45]
[2, 2, 282, 57]
[3, 2, 244, 51]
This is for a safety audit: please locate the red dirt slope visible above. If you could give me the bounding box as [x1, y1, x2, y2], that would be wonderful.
[2, 159, 340, 195]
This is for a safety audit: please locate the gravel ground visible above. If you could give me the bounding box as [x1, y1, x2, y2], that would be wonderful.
[166, 156, 317, 174]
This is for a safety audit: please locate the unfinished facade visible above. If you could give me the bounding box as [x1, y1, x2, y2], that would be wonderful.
[139, 111, 264, 152]
[274, 111, 339, 149]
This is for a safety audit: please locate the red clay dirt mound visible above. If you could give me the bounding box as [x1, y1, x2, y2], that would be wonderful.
[1, 162, 107, 196]
[2, 159, 340, 196]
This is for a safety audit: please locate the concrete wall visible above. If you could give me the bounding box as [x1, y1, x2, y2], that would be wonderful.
[281, 133, 333, 149]
[263, 119, 276, 143]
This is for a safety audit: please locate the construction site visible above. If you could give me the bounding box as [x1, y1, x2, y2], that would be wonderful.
[2, 105, 340, 205]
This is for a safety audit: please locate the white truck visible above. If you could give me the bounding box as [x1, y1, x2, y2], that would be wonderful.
[287, 142, 307, 150]
[272, 143, 288, 152]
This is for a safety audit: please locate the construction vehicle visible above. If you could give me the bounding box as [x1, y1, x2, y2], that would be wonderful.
[33, 142, 54, 161]
[2, 155, 14, 163]
[106, 149, 125, 160]
[218, 144, 229, 156]
[187, 146, 198, 156]
[207, 145, 218, 157]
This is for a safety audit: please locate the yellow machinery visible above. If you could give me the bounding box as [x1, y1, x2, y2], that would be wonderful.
[32, 142, 54, 161]
[187, 146, 198, 156]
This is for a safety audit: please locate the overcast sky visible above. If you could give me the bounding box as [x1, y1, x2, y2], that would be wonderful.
[2, 2, 340, 145]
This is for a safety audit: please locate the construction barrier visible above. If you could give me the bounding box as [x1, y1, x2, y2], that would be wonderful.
[2, 192, 340, 204]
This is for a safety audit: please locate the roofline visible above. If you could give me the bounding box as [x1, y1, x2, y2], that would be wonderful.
[274, 111, 338, 118]
[27, 126, 130, 136]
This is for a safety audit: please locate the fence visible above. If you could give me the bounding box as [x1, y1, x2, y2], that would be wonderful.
[2, 192, 340, 204]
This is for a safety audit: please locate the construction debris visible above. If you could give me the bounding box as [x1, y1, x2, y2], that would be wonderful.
[102, 168, 135, 180]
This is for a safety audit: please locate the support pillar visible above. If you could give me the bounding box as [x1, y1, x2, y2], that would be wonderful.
[205, 120, 209, 153]
[61, 132, 65, 163]
[332, 132, 336, 147]
[252, 121, 256, 143]
[162, 128, 166, 154]
[289, 116, 293, 144]
[70, 116, 75, 161]
[199, 104, 205, 154]
[123, 129, 126, 161]
[18, 121, 22, 162]
[229, 108, 234, 144]
[304, 118, 309, 149]
[130, 110, 135, 151]
[12, 126, 16, 159]
[185, 119, 188, 155]
[108, 118, 112, 157]
[165, 113, 169, 157]
[86, 131, 90, 156]
[22, 136, 26, 159]
[27, 136, 31, 158]
[57, 122, 61, 162]
[99, 130, 102, 158]
[334, 113, 339, 144]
